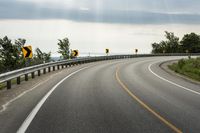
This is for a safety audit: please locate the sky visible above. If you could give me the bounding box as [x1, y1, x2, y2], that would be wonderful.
[0, 0, 200, 56]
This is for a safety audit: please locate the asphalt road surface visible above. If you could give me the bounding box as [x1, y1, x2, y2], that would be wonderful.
[0, 56, 200, 133]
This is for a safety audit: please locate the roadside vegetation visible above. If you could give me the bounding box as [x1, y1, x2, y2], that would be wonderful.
[151, 31, 200, 53]
[168, 57, 200, 81]
[0, 36, 71, 74]
[1, 31, 200, 75]
[152, 31, 200, 81]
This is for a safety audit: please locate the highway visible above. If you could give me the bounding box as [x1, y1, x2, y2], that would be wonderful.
[0, 56, 200, 133]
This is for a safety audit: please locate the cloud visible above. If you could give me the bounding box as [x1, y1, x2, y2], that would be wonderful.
[15, 0, 200, 13]
[1, 0, 200, 24]
[79, 7, 90, 11]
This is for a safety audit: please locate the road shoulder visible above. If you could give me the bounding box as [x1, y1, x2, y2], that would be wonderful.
[160, 60, 200, 86]
[0, 64, 91, 112]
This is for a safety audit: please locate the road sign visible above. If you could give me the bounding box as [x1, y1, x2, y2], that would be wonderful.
[135, 49, 138, 54]
[72, 50, 79, 57]
[106, 49, 109, 54]
[22, 46, 33, 58]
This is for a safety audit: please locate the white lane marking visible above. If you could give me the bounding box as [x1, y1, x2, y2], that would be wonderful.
[17, 67, 88, 133]
[148, 62, 200, 96]
[0, 70, 64, 113]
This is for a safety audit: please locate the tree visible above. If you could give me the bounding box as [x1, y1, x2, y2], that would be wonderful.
[152, 42, 162, 53]
[0, 60, 3, 73]
[57, 37, 70, 59]
[35, 48, 51, 64]
[15, 38, 26, 47]
[0, 36, 20, 72]
[15, 38, 26, 67]
[151, 31, 181, 53]
[164, 31, 180, 53]
[43, 52, 51, 62]
[180, 33, 200, 53]
[35, 48, 43, 61]
[0, 36, 52, 73]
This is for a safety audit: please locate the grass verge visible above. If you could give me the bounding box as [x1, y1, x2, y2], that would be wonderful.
[168, 57, 200, 82]
[0, 83, 6, 90]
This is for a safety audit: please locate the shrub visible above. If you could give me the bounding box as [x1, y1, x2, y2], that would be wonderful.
[177, 59, 185, 69]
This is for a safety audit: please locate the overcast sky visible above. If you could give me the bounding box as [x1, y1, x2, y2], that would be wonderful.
[0, 0, 200, 55]
[1, 0, 200, 24]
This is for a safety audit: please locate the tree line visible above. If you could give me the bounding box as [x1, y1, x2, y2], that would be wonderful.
[151, 31, 200, 53]
[0, 36, 71, 73]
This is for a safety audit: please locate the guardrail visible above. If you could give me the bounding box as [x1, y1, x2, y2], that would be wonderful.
[0, 53, 199, 89]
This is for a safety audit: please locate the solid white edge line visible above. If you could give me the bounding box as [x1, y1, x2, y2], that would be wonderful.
[148, 62, 200, 96]
[17, 67, 89, 133]
[0, 70, 64, 113]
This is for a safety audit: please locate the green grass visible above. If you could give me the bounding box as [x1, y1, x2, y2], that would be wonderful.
[0, 83, 6, 90]
[168, 57, 200, 82]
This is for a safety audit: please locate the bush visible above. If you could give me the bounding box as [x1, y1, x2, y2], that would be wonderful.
[169, 57, 200, 81]
[177, 59, 185, 69]
[192, 58, 200, 68]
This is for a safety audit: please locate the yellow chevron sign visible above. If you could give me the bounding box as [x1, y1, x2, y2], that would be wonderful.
[105, 49, 109, 54]
[22, 46, 33, 58]
[135, 49, 138, 54]
[72, 50, 79, 57]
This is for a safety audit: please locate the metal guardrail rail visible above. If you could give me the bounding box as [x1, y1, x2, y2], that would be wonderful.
[0, 53, 199, 89]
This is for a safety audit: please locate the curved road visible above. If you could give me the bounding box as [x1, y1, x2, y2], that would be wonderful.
[0, 56, 200, 133]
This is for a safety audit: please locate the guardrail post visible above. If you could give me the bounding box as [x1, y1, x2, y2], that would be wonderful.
[7, 80, 11, 89]
[48, 67, 51, 72]
[43, 68, 46, 74]
[31, 72, 35, 79]
[25, 74, 28, 81]
[53, 66, 55, 71]
[62, 65, 64, 69]
[17, 77, 20, 84]
[38, 70, 41, 76]
[57, 65, 60, 70]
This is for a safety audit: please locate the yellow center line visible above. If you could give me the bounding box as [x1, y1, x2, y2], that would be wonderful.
[115, 66, 182, 133]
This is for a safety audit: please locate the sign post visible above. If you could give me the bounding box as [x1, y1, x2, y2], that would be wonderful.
[185, 50, 191, 59]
